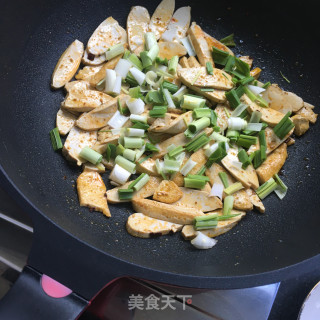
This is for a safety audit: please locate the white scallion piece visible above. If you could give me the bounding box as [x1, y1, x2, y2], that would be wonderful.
[204, 143, 219, 158]
[191, 232, 218, 250]
[166, 144, 177, 153]
[104, 69, 117, 93]
[275, 187, 287, 200]
[112, 75, 122, 95]
[231, 160, 243, 169]
[108, 110, 129, 129]
[129, 67, 146, 86]
[155, 159, 164, 175]
[231, 103, 248, 117]
[247, 85, 266, 96]
[163, 88, 176, 109]
[145, 32, 157, 51]
[126, 128, 145, 137]
[135, 144, 145, 161]
[175, 152, 185, 165]
[115, 59, 132, 78]
[126, 98, 145, 115]
[181, 36, 196, 57]
[228, 117, 247, 131]
[111, 128, 122, 135]
[224, 142, 230, 152]
[130, 114, 147, 123]
[180, 159, 197, 176]
[245, 123, 263, 132]
[109, 164, 131, 185]
[209, 183, 224, 199]
[173, 85, 187, 97]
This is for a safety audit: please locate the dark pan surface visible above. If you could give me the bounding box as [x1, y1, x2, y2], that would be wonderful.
[1, 0, 320, 284]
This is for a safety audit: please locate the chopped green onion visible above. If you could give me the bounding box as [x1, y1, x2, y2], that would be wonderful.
[273, 173, 288, 199]
[206, 61, 214, 75]
[118, 98, 130, 115]
[210, 111, 218, 127]
[218, 172, 229, 188]
[123, 149, 136, 162]
[145, 32, 157, 50]
[118, 189, 134, 200]
[243, 86, 268, 108]
[128, 173, 150, 191]
[191, 69, 202, 85]
[138, 154, 153, 164]
[149, 105, 167, 118]
[140, 51, 153, 69]
[116, 144, 125, 156]
[262, 81, 271, 89]
[164, 158, 181, 172]
[280, 71, 290, 83]
[125, 72, 139, 87]
[236, 135, 257, 149]
[231, 57, 250, 78]
[127, 53, 143, 70]
[155, 56, 168, 66]
[205, 143, 227, 168]
[193, 108, 212, 119]
[238, 149, 251, 169]
[223, 195, 234, 215]
[184, 175, 208, 189]
[219, 33, 236, 47]
[163, 88, 176, 109]
[115, 155, 136, 173]
[168, 56, 179, 74]
[162, 81, 179, 94]
[185, 133, 210, 152]
[79, 147, 103, 165]
[195, 213, 219, 222]
[200, 88, 215, 92]
[168, 146, 185, 159]
[228, 117, 247, 130]
[210, 131, 229, 143]
[105, 144, 117, 161]
[224, 55, 236, 73]
[212, 47, 230, 65]
[231, 103, 248, 117]
[129, 86, 143, 99]
[226, 129, 239, 143]
[217, 213, 241, 221]
[196, 165, 206, 176]
[188, 117, 211, 135]
[123, 137, 144, 149]
[194, 220, 218, 230]
[145, 90, 164, 105]
[238, 76, 255, 86]
[181, 95, 206, 110]
[180, 158, 197, 176]
[147, 44, 159, 63]
[187, 174, 209, 182]
[49, 128, 63, 151]
[225, 89, 241, 109]
[131, 122, 149, 130]
[145, 142, 159, 152]
[273, 111, 294, 139]
[105, 43, 125, 60]
[224, 182, 243, 195]
[96, 79, 105, 91]
[249, 110, 262, 123]
[256, 178, 278, 199]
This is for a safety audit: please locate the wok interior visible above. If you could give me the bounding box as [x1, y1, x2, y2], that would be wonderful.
[1, 0, 320, 279]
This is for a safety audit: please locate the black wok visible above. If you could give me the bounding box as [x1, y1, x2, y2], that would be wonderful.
[0, 0, 319, 318]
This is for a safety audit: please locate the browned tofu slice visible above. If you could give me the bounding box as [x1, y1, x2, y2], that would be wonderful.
[239, 56, 253, 69]
[136, 158, 160, 176]
[187, 23, 214, 67]
[178, 67, 233, 90]
[56, 108, 77, 136]
[187, 56, 201, 68]
[132, 198, 204, 224]
[245, 189, 265, 213]
[296, 105, 318, 124]
[153, 180, 183, 204]
[126, 213, 182, 238]
[203, 32, 234, 56]
[158, 41, 187, 59]
[181, 210, 246, 240]
[292, 115, 310, 136]
[256, 143, 287, 184]
[77, 171, 110, 217]
[179, 57, 190, 68]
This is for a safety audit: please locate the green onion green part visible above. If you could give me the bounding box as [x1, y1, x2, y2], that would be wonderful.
[49, 128, 63, 151]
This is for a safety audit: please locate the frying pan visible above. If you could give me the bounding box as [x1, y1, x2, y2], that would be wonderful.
[0, 0, 319, 318]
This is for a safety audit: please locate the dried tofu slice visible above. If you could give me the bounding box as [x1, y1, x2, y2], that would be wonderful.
[106, 176, 162, 203]
[75, 65, 103, 83]
[256, 143, 287, 184]
[62, 127, 97, 166]
[56, 108, 77, 136]
[87, 17, 127, 55]
[172, 187, 222, 212]
[77, 171, 110, 217]
[76, 94, 129, 131]
[203, 32, 234, 55]
[221, 148, 259, 190]
[64, 80, 91, 93]
[296, 105, 318, 124]
[127, 6, 150, 54]
[51, 40, 84, 89]
[215, 104, 232, 131]
[82, 49, 106, 66]
[187, 23, 214, 66]
[178, 67, 233, 90]
[158, 41, 187, 59]
[187, 56, 201, 68]
[127, 213, 182, 238]
[161, 6, 191, 42]
[239, 56, 253, 69]
[153, 180, 183, 204]
[245, 189, 265, 213]
[132, 198, 204, 225]
[181, 210, 246, 240]
[149, 0, 175, 40]
[136, 158, 160, 176]
[62, 89, 114, 113]
[241, 94, 284, 127]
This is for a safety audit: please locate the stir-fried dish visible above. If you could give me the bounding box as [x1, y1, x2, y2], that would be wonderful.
[50, 0, 318, 250]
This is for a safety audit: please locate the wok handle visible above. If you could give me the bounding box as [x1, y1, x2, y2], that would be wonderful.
[0, 266, 88, 320]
